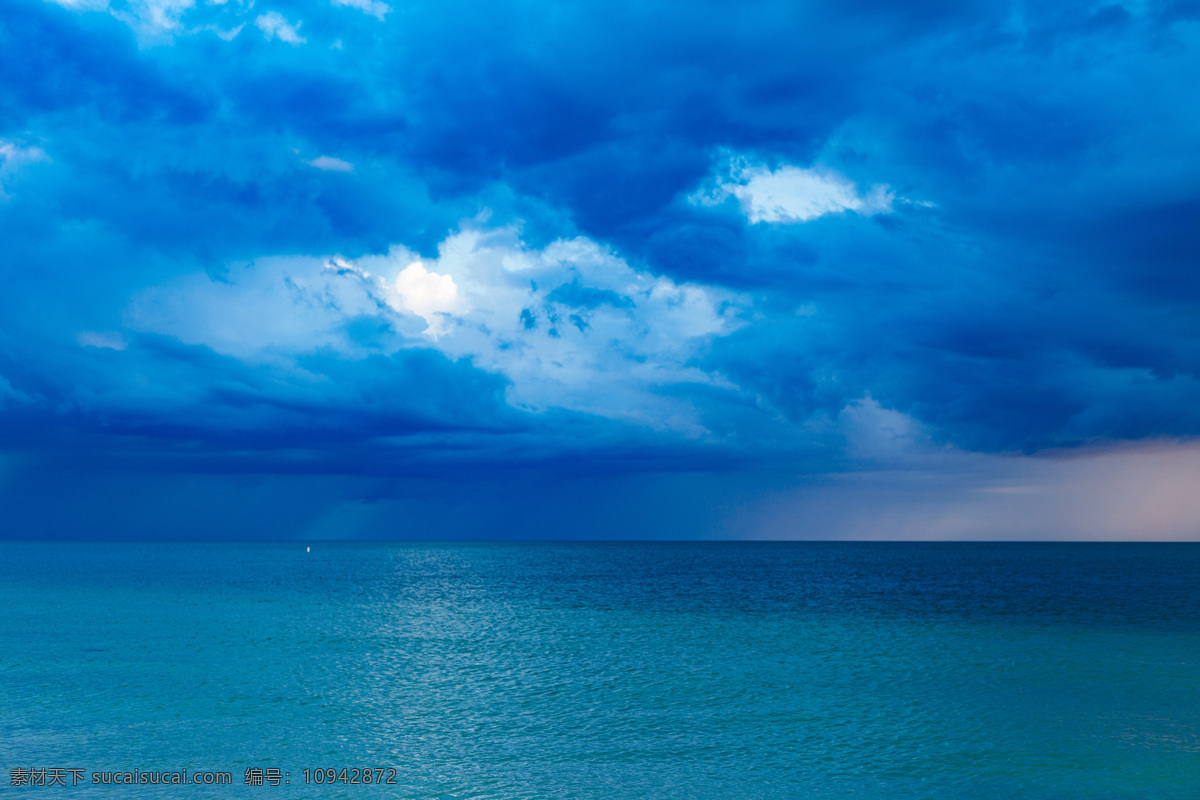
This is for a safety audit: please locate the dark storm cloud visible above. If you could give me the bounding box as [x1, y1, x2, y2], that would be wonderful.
[1, 0, 1198, 491]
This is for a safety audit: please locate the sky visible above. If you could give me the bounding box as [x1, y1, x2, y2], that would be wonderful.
[1, 0, 1198, 539]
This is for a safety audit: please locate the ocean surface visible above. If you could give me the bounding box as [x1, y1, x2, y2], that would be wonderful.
[1, 542, 1197, 799]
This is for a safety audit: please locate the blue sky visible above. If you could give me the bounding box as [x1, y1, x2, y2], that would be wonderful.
[2, 0, 1199, 539]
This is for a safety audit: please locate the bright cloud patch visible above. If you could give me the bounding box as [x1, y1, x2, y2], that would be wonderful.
[131, 0, 195, 32]
[308, 155, 354, 172]
[44, 0, 249, 38]
[255, 11, 305, 44]
[352, 228, 748, 426]
[0, 141, 49, 199]
[331, 0, 390, 20]
[838, 397, 931, 462]
[77, 331, 128, 351]
[43, 0, 109, 9]
[130, 225, 748, 432]
[694, 159, 894, 223]
[128, 255, 417, 362]
[201, 22, 244, 41]
[0, 141, 48, 166]
[389, 261, 460, 331]
[43, 0, 202, 37]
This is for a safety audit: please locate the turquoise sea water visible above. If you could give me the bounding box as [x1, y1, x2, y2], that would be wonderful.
[1, 542, 1197, 799]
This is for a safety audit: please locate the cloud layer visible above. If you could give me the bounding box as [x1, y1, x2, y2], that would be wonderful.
[1, 0, 1198, 537]
[692, 159, 897, 223]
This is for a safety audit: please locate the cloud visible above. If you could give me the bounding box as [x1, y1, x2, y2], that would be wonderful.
[77, 330, 128, 350]
[194, 22, 244, 41]
[308, 155, 354, 172]
[124, 223, 749, 433]
[692, 158, 895, 223]
[0, 376, 35, 407]
[0, 141, 49, 199]
[355, 226, 749, 427]
[129, 0, 194, 32]
[740, 442, 1200, 542]
[127, 254, 412, 362]
[255, 11, 305, 44]
[83, 0, 199, 38]
[43, 0, 109, 9]
[2, 0, 1200, 532]
[39, 0, 260, 40]
[839, 397, 932, 462]
[389, 261, 461, 331]
[331, 0, 389, 20]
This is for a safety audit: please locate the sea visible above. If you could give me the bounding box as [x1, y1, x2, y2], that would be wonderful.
[1, 542, 1197, 799]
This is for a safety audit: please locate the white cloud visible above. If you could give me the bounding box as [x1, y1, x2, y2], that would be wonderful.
[350, 227, 748, 428]
[128, 256, 417, 362]
[693, 158, 895, 223]
[331, 0, 390, 19]
[308, 155, 354, 172]
[45, 0, 253, 39]
[255, 11, 305, 44]
[389, 261, 461, 332]
[0, 141, 48, 170]
[839, 397, 931, 461]
[134, 0, 195, 32]
[129, 225, 749, 433]
[44, 0, 109, 9]
[196, 22, 245, 40]
[77, 331, 128, 350]
[100, 0, 197, 37]
[0, 141, 49, 200]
